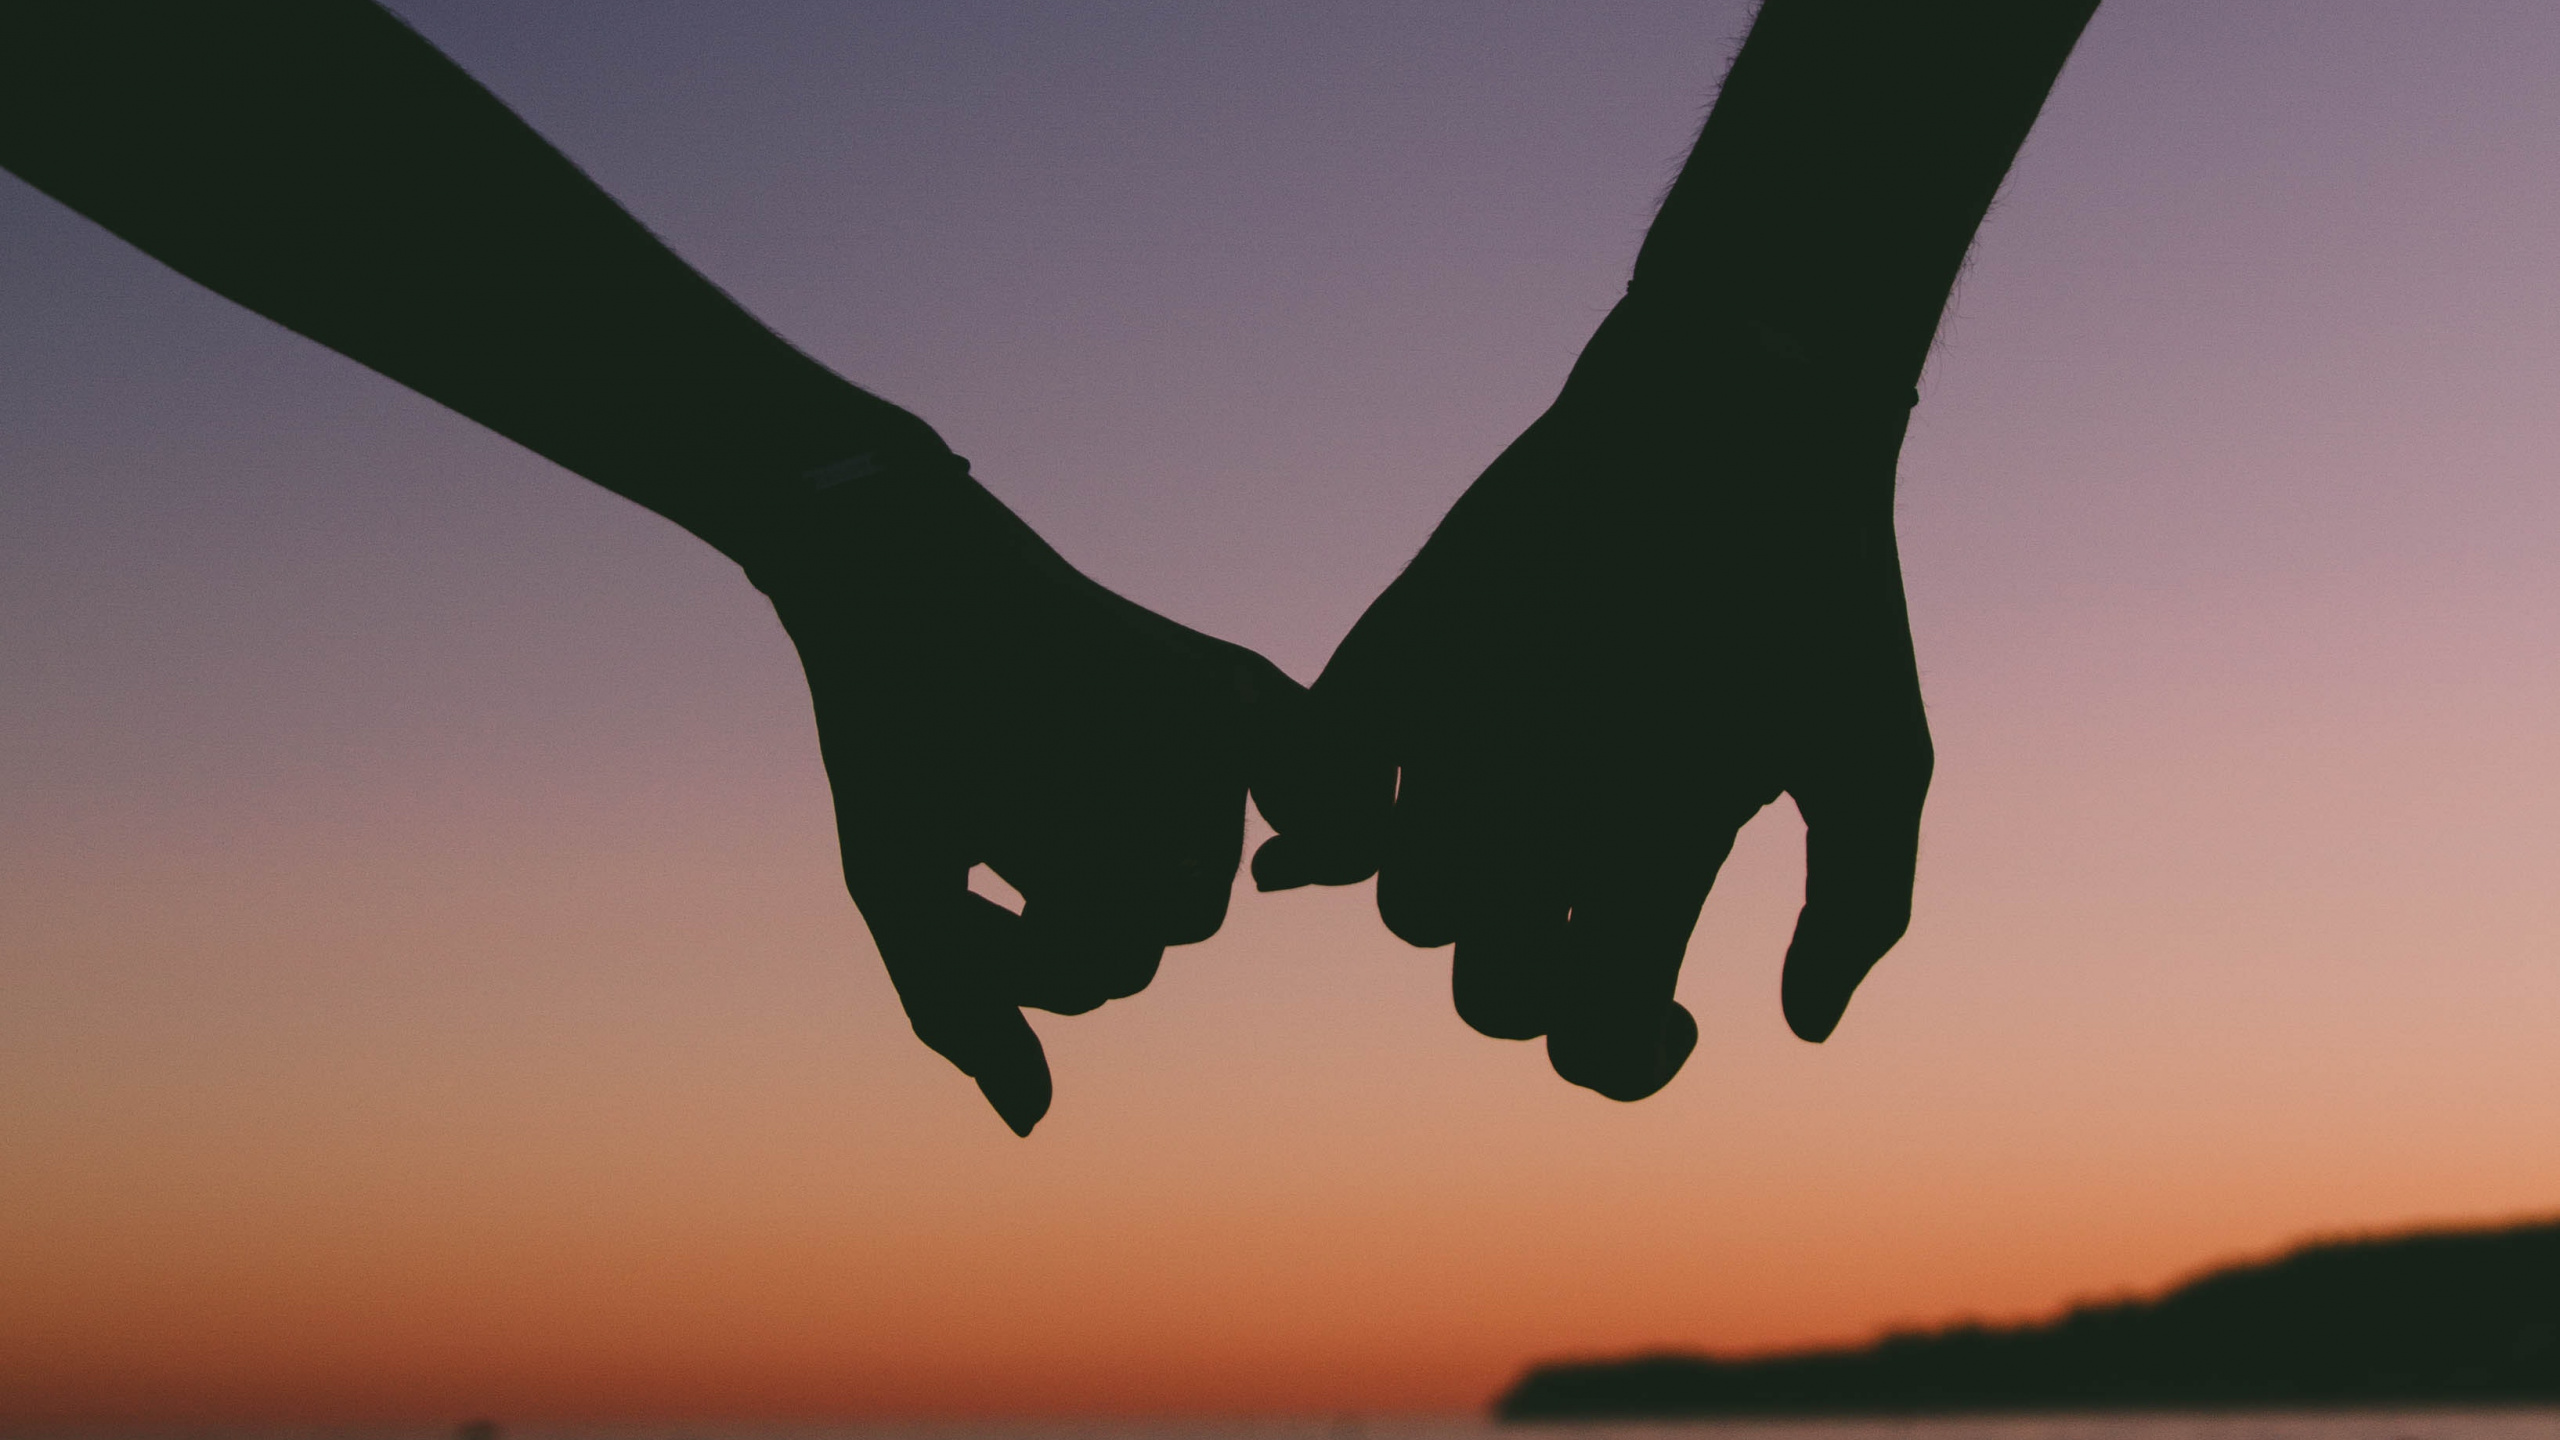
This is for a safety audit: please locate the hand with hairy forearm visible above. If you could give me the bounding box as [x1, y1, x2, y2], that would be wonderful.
[0, 0, 1297, 1135]
[1254, 0, 2097, 1101]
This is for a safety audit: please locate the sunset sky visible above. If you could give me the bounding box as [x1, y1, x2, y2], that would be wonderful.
[7, 0, 2560, 1424]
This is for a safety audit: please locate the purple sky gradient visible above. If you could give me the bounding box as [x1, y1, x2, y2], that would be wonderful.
[6, 1, 2560, 1420]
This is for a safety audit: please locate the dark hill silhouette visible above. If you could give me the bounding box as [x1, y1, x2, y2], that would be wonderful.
[1498, 1215, 2560, 1419]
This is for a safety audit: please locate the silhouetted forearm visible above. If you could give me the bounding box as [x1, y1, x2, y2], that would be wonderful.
[0, 0, 931, 565]
[1623, 0, 2097, 391]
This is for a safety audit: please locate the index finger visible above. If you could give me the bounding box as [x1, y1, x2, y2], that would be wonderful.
[849, 858, 1053, 1136]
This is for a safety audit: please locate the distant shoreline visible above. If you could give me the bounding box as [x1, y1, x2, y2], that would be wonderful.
[1496, 1216, 2560, 1421]
[1496, 1399, 2560, 1422]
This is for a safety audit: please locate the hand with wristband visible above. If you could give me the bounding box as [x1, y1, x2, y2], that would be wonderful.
[0, 0, 1295, 1135]
[742, 437, 1296, 1136]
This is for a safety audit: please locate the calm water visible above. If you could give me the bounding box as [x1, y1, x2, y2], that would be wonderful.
[25, 1414, 2560, 1440]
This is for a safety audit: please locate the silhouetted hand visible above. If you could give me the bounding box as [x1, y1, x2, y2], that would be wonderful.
[0, 0, 1306, 1138]
[746, 436, 1298, 1136]
[1253, 301, 1930, 1101]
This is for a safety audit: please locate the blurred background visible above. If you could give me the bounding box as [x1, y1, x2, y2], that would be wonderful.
[4, 0, 2558, 1423]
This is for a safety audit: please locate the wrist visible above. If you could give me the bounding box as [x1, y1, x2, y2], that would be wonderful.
[1578, 287, 1920, 417]
[714, 418, 978, 603]
[1545, 294, 1914, 537]
[673, 379, 965, 586]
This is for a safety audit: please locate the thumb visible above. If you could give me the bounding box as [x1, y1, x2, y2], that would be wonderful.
[1779, 745, 1929, 1043]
